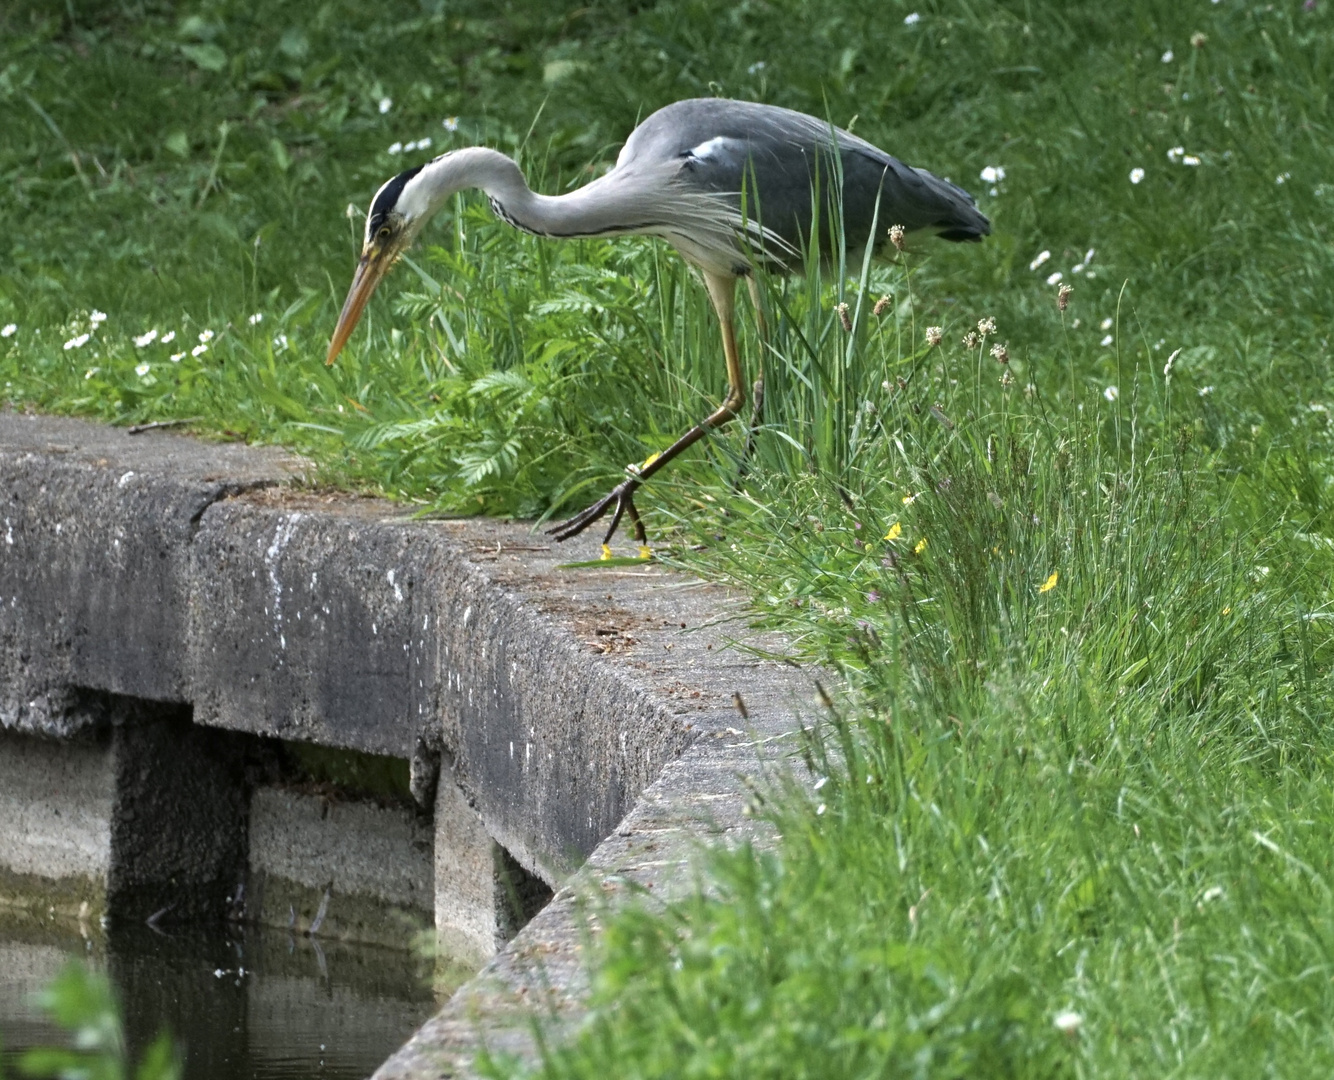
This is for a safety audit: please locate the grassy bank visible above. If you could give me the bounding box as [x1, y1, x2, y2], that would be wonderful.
[4, 0, 1334, 1075]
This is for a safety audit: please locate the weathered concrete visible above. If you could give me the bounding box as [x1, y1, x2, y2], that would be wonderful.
[0, 418, 292, 735]
[0, 413, 766, 888]
[0, 728, 113, 917]
[0, 704, 248, 925]
[106, 702, 250, 923]
[372, 668, 802, 1078]
[432, 757, 552, 965]
[247, 786, 435, 949]
[0, 411, 821, 1075]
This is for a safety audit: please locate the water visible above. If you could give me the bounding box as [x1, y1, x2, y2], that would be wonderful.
[0, 918, 448, 1079]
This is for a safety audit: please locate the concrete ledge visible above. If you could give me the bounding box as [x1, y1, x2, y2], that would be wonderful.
[0, 411, 818, 1075]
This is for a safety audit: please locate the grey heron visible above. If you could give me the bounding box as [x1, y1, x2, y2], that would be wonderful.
[327, 97, 990, 548]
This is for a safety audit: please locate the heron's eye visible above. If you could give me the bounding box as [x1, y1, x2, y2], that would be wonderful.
[378, 226, 392, 240]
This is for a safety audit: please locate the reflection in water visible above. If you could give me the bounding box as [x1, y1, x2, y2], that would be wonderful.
[0, 920, 442, 1080]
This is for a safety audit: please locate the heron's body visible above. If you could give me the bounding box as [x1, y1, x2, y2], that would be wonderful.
[329, 98, 990, 547]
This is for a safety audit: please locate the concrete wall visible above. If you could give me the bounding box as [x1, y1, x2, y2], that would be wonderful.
[0, 412, 704, 889]
[0, 411, 818, 1077]
[0, 719, 537, 959]
[0, 729, 113, 918]
[247, 787, 434, 950]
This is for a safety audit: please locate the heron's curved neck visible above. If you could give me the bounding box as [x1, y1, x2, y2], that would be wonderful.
[399, 148, 526, 218]
[400, 147, 630, 239]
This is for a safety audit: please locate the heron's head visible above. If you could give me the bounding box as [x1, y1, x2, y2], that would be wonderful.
[326, 164, 428, 365]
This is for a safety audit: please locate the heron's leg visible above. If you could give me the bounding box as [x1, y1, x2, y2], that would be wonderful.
[738, 273, 768, 480]
[548, 272, 745, 545]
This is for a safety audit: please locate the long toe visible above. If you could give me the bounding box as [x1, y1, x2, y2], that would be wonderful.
[601, 491, 633, 546]
[547, 493, 614, 542]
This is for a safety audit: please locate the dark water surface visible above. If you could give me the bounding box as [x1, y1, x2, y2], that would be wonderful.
[0, 919, 442, 1079]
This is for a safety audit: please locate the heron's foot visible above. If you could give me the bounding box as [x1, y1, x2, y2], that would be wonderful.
[547, 477, 646, 546]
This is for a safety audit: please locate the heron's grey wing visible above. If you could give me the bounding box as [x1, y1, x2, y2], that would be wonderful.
[617, 98, 989, 261]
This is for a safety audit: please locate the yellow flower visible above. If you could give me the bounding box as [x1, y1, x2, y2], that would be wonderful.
[914, 537, 928, 554]
[1039, 571, 1059, 593]
[1222, 606, 1231, 616]
[902, 493, 918, 505]
[601, 544, 613, 561]
[638, 545, 652, 560]
[884, 522, 902, 541]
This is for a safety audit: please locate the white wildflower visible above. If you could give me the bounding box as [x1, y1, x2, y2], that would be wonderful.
[388, 142, 403, 155]
[1130, 167, 1145, 184]
[1276, 172, 1290, 185]
[416, 136, 431, 150]
[1201, 885, 1224, 902]
[1029, 249, 1051, 271]
[133, 329, 158, 347]
[170, 352, 185, 363]
[979, 164, 1005, 184]
[904, 12, 921, 25]
[134, 362, 150, 377]
[160, 330, 176, 345]
[747, 61, 767, 74]
[1, 323, 15, 338]
[378, 96, 393, 114]
[1046, 271, 1063, 285]
[1053, 1010, 1082, 1036]
[1167, 146, 1185, 163]
[248, 313, 263, 326]
[1198, 385, 1214, 396]
[1101, 334, 1114, 347]
[1161, 49, 1174, 63]
[1104, 385, 1119, 401]
[198, 329, 214, 343]
[84, 367, 98, 379]
[89, 310, 107, 326]
[192, 343, 208, 357]
[64, 333, 90, 350]
[1182, 155, 1201, 166]
[274, 333, 289, 351]
[1100, 317, 1113, 330]
[442, 116, 459, 132]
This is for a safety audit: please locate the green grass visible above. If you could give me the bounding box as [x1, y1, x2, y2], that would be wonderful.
[5, 0, 1334, 1075]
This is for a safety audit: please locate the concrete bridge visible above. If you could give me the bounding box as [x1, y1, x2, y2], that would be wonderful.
[0, 412, 817, 1076]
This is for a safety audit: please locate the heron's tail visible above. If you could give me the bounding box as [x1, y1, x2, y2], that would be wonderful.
[913, 167, 991, 242]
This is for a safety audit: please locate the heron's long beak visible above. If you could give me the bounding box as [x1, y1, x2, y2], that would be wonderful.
[326, 250, 392, 366]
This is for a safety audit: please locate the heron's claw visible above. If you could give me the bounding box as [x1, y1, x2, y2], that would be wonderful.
[547, 478, 646, 546]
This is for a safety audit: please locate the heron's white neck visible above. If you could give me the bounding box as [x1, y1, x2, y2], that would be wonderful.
[396, 146, 657, 241]
[397, 148, 526, 220]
